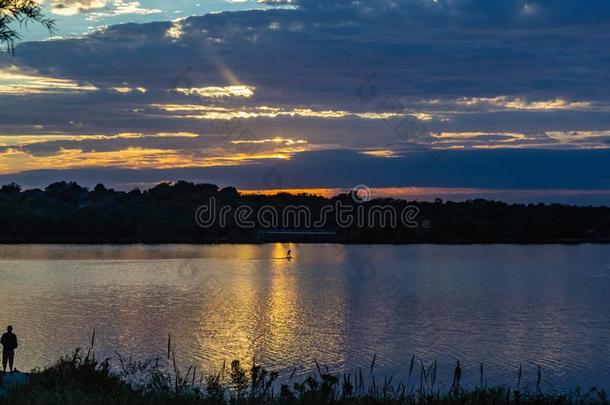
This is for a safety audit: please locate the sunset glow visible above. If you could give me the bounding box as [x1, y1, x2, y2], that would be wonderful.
[0, 0, 608, 204]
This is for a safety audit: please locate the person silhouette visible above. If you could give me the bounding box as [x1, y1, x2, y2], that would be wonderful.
[287, 249, 292, 259]
[1, 326, 18, 372]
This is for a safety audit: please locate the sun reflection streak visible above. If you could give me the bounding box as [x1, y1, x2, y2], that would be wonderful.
[266, 243, 300, 359]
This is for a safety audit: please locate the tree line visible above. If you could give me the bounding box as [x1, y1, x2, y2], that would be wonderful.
[0, 181, 609, 243]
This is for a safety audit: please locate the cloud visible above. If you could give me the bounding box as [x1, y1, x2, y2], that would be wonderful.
[50, 0, 161, 18]
[173, 85, 255, 98]
[50, 0, 107, 16]
[455, 97, 593, 111]
[278, 0, 610, 25]
[0, 65, 98, 95]
[2, 149, 610, 199]
[165, 19, 185, 39]
[111, 86, 147, 93]
[257, 0, 296, 4]
[87, 1, 161, 19]
[149, 104, 407, 120]
[0, 131, 309, 173]
[1, 0, 610, 198]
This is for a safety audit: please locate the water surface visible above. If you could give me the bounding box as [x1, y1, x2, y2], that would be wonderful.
[0, 244, 608, 389]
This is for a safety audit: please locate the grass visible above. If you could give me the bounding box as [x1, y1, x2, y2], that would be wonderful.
[1, 334, 608, 404]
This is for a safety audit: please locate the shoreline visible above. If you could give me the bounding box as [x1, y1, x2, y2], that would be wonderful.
[1, 350, 607, 404]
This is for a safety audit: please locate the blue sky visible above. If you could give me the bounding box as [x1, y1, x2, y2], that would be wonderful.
[18, 1, 274, 41]
[1, 0, 610, 203]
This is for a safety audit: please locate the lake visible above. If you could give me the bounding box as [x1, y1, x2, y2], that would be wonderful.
[0, 244, 608, 389]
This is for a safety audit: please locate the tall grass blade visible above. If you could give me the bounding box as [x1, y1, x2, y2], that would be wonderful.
[408, 354, 415, 378]
[85, 328, 95, 361]
[167, 333, 171, 360]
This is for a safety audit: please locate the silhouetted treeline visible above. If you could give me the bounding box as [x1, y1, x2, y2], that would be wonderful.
[0, 181, 609, 243]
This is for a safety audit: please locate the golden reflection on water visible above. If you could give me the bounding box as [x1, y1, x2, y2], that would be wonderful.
[190, 243, 304, 369]
[0, 244, 609, 387]
[267, 243, 299, 358]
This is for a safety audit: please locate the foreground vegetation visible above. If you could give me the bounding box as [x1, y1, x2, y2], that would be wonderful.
[2, 339, 607, 404]
[1, 181, 610, 243]
[0, 0, 55, 53]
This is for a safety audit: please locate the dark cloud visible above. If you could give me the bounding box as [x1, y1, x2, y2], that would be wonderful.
[0, 0, 609, 200]
[3, 148, 610, 191]
[287, 0, 610, 25]
[15, 0, 610, 105]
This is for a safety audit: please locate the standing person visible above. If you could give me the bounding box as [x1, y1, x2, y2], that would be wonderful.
[1, 326, 18, 372]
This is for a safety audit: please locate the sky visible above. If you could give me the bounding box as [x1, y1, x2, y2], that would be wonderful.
[1, 0, 610, 204]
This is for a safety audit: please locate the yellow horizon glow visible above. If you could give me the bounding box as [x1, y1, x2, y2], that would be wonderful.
[239, 186, 610, 199]
[241, 187, 484, 199]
